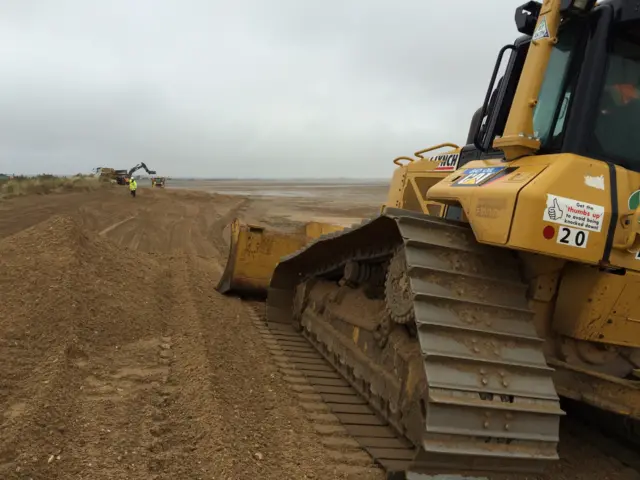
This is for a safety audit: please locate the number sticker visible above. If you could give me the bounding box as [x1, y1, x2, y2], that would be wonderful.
[557, 226, 588, 248]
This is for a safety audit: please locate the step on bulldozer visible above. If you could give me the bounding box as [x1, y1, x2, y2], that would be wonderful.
[220, 0, 640, 476]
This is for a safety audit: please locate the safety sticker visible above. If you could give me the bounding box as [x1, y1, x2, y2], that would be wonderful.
[557, 226, 588, 248]
[532, 16, 550, 41]
[430, 153, 460, 172]
[543, 194, 604, 232]
[452, 166, 505, 187]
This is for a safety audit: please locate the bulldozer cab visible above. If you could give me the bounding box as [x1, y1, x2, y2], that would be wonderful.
[425, 0, 640, 271]
[469, 0, 640, 168]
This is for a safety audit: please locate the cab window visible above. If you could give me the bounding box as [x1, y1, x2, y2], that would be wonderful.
[589, 27, 640, 171]
[532, 22, 581, 146]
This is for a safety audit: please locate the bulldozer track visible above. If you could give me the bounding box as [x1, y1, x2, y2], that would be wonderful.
[241, 208, 640, 478]
[249, 297, 640, 480]
[246, 304, 415, 478]
[265, 208, 564, 476]
[98, 214, 137, 236]
[250, 303, 640, 479]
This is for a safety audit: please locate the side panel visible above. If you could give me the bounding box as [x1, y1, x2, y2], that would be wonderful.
[609, 164, 640, 271]
[384, 148, 462, 217]
[427, 157, 550, 245]
[554, 264, 640, 347]
[384, 163, 408, 210]
[427, 152, 640, 351]
[508, 155, 610, 264]
[428, 154, 612, 265]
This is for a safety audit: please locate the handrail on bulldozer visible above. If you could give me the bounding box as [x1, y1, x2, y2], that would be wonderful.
[392, 142, 460, 166]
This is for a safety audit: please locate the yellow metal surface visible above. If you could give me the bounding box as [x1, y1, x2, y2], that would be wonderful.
[610, 164, 640, 269]
[426, 152, 640, 270]
[554, 264, 640, 348]
[494, 0, 563, 160]
[427, 154, 608, 263]
[384, 144, 462, 217]
[216, 218, 345, 297]
[377, 149, 640, 419]
[550, 358, 640, 418]
[255, 0, 640, 433]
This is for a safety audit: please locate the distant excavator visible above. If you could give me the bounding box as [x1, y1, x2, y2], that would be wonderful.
[94, 163, 157, 185]
[126, 162, 156, 181]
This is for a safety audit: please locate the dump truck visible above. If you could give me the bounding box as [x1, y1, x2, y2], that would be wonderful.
[93, 167, 122, 184]
[221, 0, 640, 476]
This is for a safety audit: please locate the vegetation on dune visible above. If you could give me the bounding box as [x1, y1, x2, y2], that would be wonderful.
[0, 173, 110, 200]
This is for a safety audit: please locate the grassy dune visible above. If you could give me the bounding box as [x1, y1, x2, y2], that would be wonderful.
[0, 174, 109, 200]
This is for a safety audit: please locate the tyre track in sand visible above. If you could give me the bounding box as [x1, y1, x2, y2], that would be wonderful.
[0, 189, 140, 241]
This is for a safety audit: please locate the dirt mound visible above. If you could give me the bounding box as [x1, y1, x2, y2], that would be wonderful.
[0, 215, 171, 478]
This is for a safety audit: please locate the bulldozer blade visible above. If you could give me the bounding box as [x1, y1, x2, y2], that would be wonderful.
[216, 218, 346, 298]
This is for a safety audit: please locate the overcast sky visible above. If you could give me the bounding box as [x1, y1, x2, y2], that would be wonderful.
[0, 0, 519, 178]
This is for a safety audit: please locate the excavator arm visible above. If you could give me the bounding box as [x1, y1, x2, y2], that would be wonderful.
[127, 162, 156, 178]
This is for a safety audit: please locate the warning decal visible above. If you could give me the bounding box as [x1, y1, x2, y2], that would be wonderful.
[532, 16, 550, 41]
[543, 194, 604, 233]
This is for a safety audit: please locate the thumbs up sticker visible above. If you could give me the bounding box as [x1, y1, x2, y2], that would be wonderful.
[547, 197, 564, 220]
[542, 194, 605, 233]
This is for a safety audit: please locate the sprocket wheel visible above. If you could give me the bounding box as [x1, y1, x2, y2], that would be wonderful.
[384, 248, 415, 325]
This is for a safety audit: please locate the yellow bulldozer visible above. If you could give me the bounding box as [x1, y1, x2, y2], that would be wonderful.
[218, 0, 640, 476]
[151, 176, 166, 187]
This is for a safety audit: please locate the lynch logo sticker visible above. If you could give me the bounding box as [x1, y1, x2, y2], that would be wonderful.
[532, 16, 550, 41]
[543, 194, 604, 232]
[430, 153, 460, 172]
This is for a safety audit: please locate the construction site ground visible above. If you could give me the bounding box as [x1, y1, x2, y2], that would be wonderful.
[1, 181, 638, 480]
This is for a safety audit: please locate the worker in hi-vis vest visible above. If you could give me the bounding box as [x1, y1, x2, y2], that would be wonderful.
[129, 177, 137, 198]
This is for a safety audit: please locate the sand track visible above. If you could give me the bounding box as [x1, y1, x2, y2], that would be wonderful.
[0, 187, 383, 480]
[0, 186, 638, 480]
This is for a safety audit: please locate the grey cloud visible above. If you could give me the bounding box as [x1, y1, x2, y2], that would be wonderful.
[0, 0, 522, 178]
